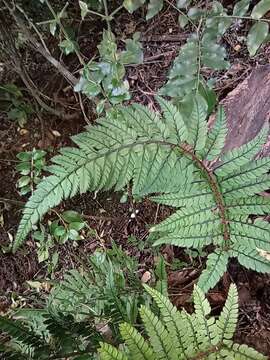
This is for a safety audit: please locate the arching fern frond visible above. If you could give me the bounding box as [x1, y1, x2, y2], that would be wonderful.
[98, 285, 266, 360]
[15, 96, 270, 293]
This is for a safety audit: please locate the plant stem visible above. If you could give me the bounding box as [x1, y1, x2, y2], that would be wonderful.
[45, 0, 85, 65]
[102, 0, 111, 31]
[0, 197, 24, 206]
[196, 19, 203, 93]
[109, 4, 124, 18]
[87, 9, 106, 19]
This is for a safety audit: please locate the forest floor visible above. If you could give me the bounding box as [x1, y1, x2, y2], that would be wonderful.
[1, 1, 270, 355]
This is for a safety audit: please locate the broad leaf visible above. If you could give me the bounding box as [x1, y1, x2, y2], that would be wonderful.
[251, 0, 270, 19]
[247, 21, 269, 56]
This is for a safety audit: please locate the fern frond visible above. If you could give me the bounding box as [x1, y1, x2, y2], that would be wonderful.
[223, 174, 270, 200]
[119, 322, 155, 360]
[192, 286, 214, 347]
[16, 97, 270, 294]
[221, 343, 267, 359]
[230, 245, 270, 273]
[230, 219, 270, 251]
[156, 96, 188, 144]
[214, 125, 269, 176]
[0, 316, 45, 349]
[220, 158, 270, 190]
[143, 285, 188, 355]
[187, 95, 208, 152]
[226, 197, 270, 215]
[202, 106, 227, 161]
[151, 205, 218, 234]
[98, 342, 129, 360]
[139, 306, 176, 360]
[15, 102, 192, 250]
[213, 284, 238, 344]
[98, 286, 266, 360]
[197, 251, 229, 293]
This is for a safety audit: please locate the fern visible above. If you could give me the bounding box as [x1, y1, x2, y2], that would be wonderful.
[98, 284, 266, 360]
[15, 95, 270, 292]
[0, 246, 146, 359]
[49, 246, 143, 326]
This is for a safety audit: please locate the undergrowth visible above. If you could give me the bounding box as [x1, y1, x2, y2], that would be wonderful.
[99, 284, 266, 359]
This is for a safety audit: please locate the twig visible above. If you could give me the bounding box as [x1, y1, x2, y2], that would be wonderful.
[16, 3, 50, 54]
[78, 92, 92, 124]
[83, 214, 122, 221]
[0, 197, 24, 206]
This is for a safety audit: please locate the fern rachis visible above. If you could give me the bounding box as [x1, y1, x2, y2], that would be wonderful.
[15, 95, 270, 292]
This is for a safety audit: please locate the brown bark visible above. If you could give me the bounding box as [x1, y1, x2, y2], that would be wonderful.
[219, 65, 270, 156]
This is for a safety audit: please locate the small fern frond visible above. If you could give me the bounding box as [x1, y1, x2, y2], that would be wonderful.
[99, 285, 266, 359]
[213, 284, 238, 344]
[98, 342, 129, 360]
[192, 286, 214, 347]
[226, 196, 270, 216]
[139, 306, 176, 360]
[119, 322, 155, 360]
[197, 251, 229, 293]
[202, 106, 227, 161]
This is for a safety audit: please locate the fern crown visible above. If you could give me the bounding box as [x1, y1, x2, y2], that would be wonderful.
[98, 284, 266, 360]
[15, 96, 270, 292]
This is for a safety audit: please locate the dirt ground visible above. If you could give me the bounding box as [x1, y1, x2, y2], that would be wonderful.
[1, 1, 270, 355]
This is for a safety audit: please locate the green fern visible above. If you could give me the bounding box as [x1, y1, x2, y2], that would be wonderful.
[98, 284, 266, 360]
[15, 95, 270, 292]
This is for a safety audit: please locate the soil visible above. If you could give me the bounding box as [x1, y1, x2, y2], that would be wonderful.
[1, 0, 270, 356]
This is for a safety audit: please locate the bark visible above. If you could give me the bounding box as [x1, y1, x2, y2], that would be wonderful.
[220, 65, 270, 156]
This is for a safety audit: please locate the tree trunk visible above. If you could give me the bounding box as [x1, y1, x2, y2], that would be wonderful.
[219, 65, 270, 156]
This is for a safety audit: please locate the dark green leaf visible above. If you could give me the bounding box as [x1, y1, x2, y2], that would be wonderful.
[62, 210, 83, 223]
